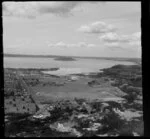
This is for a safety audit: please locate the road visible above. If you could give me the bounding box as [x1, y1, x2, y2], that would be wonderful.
[15, 70, 39, 111]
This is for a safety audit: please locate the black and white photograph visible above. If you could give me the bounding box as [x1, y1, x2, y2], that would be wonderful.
[3, 1, 143, 137]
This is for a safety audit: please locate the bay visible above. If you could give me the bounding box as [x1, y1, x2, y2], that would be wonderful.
[4, 57, 136, 75]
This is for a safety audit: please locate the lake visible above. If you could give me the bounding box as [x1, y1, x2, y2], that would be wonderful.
[4, 57, 136, 75]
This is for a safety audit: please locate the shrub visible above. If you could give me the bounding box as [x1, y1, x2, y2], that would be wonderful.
[123, 92, 137, 103]
[101, 111, 125, 131]
[13, 104, 16, 107]
[22, 98, 25, 101]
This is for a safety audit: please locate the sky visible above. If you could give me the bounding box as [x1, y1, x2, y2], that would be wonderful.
[3, 1, 141, 58]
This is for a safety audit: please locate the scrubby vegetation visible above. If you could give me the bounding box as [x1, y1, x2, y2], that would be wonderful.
[101, 64, 142, 87]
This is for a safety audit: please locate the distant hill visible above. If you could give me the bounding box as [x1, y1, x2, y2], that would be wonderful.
[54, 57, 76, 61]
[4, 53, 57, 58]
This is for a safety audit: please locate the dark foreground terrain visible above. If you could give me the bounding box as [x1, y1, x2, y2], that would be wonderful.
[4, 64, 143, 137]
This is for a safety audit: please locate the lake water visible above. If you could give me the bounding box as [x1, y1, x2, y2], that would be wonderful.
[4, 57, 136, 75]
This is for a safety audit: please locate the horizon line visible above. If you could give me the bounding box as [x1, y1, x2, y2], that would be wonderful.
[3, 53, 141, 59]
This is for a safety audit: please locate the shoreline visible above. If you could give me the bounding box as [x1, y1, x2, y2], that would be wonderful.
[4, 63, 140, 77]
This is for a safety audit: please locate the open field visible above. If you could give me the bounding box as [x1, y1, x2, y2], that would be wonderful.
[5, 68, 126, 103]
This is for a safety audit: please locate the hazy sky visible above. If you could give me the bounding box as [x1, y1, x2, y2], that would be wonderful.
[3, 1, 141, 58]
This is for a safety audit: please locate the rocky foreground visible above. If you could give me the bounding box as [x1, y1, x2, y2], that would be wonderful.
[5, 98, 143, 137]
[4, 64, 143, 137]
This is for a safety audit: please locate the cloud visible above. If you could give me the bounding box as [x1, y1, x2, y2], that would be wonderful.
[3, 2, 38, 18]
[78, 20, 141, 47]
[99, 32, 141, 46]
[78, 21, 117, 34]
[131, 32, 141, 41]
[104, 42, 120, 46]
[107, 46, 125, 51]
[38, 2, 81, 16]
[47, 42, 96, 48]
[129, 32, 141, 46]
[2, 2, 83, 18]
[99, 32, 130, 43]
[55, 42, 67, 47]
[2, 1, 102, 18]
[129, 41, 141, 46]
